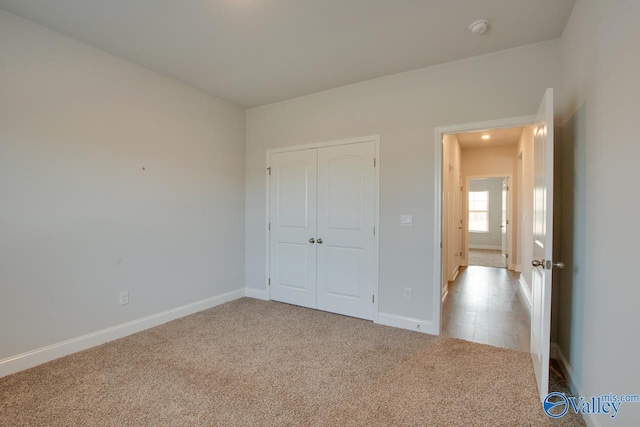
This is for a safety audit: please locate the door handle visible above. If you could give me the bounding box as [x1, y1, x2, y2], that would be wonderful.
[531, 259, 565, 269]
[309, 238, 315, 244]
[317, 238, 323, 244]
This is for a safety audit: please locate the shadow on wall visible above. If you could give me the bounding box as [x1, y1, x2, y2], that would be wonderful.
[557, 103, 587, 391]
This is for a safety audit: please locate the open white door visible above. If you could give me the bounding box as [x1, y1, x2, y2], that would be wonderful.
[530, 88, 558, 402]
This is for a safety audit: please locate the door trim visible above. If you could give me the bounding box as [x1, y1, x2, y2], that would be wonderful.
[265, 135, 380, 322]
[433, 116, 535, 335]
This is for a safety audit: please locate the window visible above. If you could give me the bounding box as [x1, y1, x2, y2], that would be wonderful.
[468, 191, 489, 232]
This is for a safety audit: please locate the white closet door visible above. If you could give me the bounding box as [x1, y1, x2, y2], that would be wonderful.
[269, 149, 317, 309]
[316, 142, 375, 320]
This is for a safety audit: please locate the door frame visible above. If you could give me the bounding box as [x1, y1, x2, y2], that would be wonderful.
[464, 174, 513, 268]
[433, 116, 535, 334]
[265, 135, 380, 322]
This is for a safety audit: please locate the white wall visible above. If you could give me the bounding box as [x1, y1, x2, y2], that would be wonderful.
[246, 41, 561, 325]
[0, 11, 245, 361]
[558, 1, 640, 424]
[468, 178, 504, 249]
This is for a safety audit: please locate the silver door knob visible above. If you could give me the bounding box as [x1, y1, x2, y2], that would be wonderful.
[553, 262, 565, 269]
[309, 238, 315, 244]
[317, 238, 323, 244]
[531, 259, 544, 267]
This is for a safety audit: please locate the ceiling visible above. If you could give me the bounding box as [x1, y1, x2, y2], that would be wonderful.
[0, 0, 575, 107]
[455, 126, 524, 149]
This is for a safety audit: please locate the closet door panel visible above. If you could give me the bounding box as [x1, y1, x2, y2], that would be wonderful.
[269, 149, 317, 308]
[316, 142, 375, 320]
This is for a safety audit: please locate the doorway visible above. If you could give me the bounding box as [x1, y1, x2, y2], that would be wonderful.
[467, 176, 510, 269]
[436, 119, 535, 354]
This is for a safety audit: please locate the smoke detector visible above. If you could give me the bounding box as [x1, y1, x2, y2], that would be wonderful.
[469, 20, 489, 35]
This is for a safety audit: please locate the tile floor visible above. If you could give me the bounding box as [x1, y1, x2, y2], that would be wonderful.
[442, 265, 530, 352]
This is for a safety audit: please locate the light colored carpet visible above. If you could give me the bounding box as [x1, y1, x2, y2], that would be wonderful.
[0, 298, 584, 426]
[468, 249, 506, 268]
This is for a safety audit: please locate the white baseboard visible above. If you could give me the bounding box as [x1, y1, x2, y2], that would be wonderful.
[245, 287, 270, 301]
[377, 313, 436, 335]
[0, 288, 244, 378]
[556, 346, 600, 427]
[469, 244, 502, 250]
[518, 273, 532, 308]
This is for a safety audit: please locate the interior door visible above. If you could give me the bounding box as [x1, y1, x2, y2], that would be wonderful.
[269, 149, 317, 309]
[531, 88, 555, 402]
[501, 178, 508, 259]
[316, 142, 376, 320]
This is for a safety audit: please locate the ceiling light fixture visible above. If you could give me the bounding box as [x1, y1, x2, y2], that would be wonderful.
[469, 20, 489, 35]
[481, 134, 490, 140]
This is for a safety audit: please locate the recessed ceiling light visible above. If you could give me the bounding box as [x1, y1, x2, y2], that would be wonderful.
[481, 134, 490, 140]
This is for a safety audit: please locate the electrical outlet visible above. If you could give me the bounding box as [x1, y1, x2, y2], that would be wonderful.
[119, 291, 129, 305]
[404, 287, 412, 300]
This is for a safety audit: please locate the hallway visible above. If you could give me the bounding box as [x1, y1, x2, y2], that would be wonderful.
[442, 266, 530, 352]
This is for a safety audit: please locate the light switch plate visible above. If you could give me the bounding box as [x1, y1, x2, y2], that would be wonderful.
[400, 215, 413, 227]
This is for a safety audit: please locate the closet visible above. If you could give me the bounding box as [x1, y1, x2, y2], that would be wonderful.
[268, 139, 377, 320]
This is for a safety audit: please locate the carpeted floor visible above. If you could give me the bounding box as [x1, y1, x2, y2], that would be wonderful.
[468, 249, 507, 268]
[0, 298, 584, 426]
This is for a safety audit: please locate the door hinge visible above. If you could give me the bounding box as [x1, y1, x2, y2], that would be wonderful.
[267, 167, 271, 175]
[268, 278, 271, 286]
[373, 226, 376, 236]
[440, 242, 443, 249]
[374, 158, 376, 167]
[372, 295, 375, 303]
[506, 220, 509, 225]
[505, 253, 509, 259]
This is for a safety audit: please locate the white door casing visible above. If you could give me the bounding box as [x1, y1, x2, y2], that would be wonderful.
[316, 142, 376, 320]
[530, 88, 555, 402]
[269, 149, 318, 309]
